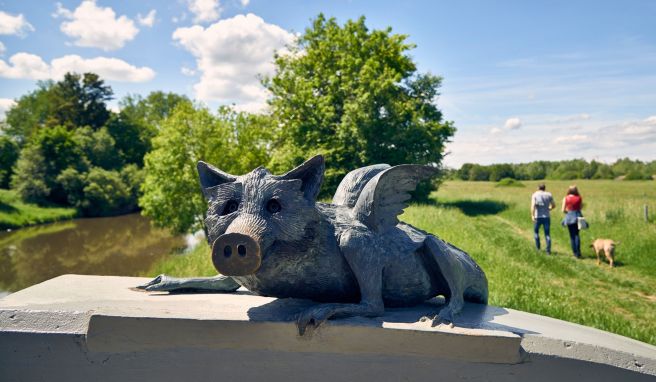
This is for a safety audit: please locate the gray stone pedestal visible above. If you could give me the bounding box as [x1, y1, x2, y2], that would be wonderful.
[1, 274, 655, 381]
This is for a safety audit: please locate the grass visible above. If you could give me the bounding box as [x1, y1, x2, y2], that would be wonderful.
[146, 179, 656, 345]
[0, 189, 77, 230]
[145, 243, 216, 277]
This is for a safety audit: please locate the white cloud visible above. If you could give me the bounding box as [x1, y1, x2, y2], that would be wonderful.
[187, 0, 221, 23]
[645, 116, 656, 125]
[181, 66, 196, 76]
[241, 0, 251, 6]
[554, 134, 588, 144]
[0, 52, 50, 79]
[0, 41, 5, 56]
[0, 52, 155, 82]
[0, 98, 16, 119]
[51, 55, 155, 82]
[444, 115, 656, 168]
[173, 13, 295, 111]
[137, 9, 156, 27]
[504, 117, 522, 130]
[0, 11, 34, 36]
[490, 127, 502, 134]
[55, 1, 139, 51]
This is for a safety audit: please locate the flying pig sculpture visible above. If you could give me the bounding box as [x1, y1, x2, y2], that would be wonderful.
[139, 155, 488, 334]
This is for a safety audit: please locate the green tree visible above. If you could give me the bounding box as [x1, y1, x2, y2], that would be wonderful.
[109, 92, 191, 166]
[458, 163, 474, 181]
[51, 72, 113, 130]
[0, 136, 20, 188]
[119, 91, 190, 130]
[265, 14, 454, 197]
[5, 73, 113, 144]
[73, 126, 119, 169]
[468, 164, 491, 181]
[4, 81, 56, 143]
[12, 126, 85, 204]
[488, 164, 514, 182]
[140, 104, 271, 233]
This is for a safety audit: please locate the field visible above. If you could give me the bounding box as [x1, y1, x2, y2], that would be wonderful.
[0, 190, 77, 230]
[146, 179, 656, 345]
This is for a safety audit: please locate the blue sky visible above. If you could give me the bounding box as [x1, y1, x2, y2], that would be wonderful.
[1, 0, 654, 167]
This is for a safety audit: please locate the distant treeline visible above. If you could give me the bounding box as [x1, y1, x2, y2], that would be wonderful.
[451, 158, 656, 182]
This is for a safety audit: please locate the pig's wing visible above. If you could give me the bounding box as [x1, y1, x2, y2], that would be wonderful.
[352, 165, 438, 232]
[332, 164, 390, 207]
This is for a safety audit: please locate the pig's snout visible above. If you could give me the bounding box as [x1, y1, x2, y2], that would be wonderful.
[211, 232, 262, 276]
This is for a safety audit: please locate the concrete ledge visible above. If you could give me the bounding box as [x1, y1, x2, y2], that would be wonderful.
[1, 274, 655, 381]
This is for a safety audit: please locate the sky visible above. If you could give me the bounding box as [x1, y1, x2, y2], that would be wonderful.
[1, 0, 655, 168]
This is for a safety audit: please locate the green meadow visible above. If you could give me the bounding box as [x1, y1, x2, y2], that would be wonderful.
[146, 179, 656, 345]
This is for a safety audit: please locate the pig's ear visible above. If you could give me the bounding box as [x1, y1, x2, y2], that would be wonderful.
[197, 161, 236, 197]
[278, 155, 325, 201]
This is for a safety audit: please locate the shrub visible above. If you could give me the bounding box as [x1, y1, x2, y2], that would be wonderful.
[495, 178, 525, 187]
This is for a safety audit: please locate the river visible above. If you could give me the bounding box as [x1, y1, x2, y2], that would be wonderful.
[0, 213, 189, 297]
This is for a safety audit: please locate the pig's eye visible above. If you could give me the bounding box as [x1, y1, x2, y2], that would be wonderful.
[266, 199, 281, 214]
[221, 200, 239, 215]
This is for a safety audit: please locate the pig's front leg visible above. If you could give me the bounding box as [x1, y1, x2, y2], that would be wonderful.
[297, 231, 385, 335]
[137, 274, 241, 293]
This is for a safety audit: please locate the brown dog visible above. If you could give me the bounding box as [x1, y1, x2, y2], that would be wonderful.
[591, 239, 620, 268]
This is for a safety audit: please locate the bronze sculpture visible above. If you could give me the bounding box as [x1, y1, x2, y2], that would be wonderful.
[140, 155, 488, 334]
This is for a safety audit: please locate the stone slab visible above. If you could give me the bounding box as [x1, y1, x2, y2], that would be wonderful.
[1, 274, 655, 381]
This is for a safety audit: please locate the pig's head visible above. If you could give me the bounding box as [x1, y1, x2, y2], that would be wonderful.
[198, 155, 324, 276]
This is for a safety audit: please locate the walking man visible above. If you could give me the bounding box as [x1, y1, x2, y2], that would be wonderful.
[531, 183, 555, 254]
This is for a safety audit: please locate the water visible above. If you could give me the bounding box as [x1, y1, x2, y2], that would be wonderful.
[0, 213, 187, 295]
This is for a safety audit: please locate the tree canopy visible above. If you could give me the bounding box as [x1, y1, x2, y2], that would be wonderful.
[140, 104, 272, 233]
[265, 14, 454, 196]
[3, 73, 186, 216]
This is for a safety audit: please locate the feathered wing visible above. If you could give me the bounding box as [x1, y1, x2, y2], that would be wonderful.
[332, 164, 391, 208]
[352, 165, 439, 232]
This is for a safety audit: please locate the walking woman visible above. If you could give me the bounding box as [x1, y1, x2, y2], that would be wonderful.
[561, 185, 583, 258]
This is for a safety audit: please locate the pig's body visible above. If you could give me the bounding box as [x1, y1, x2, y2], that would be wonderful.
[140, 155, 488, 334]
[234, 204, 441, 307]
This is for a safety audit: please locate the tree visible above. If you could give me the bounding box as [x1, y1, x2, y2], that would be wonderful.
[110, 92, 191, 166]
[51, 72, 113, 130]
[488, 164, 514, 182]
[119, 91, 190, 130]
[140, 104, 272, 233]
[12, 126, 85, 204]
[0, 136, 19, 188]
[458, 163, 474, 180]
[264, 14, 455, 197]
[4, 81, 56, 143]
[5, 73, 113, 144]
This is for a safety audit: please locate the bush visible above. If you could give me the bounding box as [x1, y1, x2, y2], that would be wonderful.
[624, 170, 652, 181]
[56, 165, 143, 216]
[495, 178, 525, 187]
[81, 168, 134, 216]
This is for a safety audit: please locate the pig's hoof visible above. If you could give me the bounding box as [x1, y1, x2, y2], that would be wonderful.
[431, 308, 455, 327]
[137, 274, 178, 292]
[296, 305, 336, 336]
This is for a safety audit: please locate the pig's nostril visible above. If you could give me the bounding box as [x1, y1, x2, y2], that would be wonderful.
[223, 245, 232, 258]
[237, 244, 247, 257]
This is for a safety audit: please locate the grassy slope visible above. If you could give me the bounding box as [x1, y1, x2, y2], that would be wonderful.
[0, 189, 77, 230]
[145, 179, 656, 345]
[403, 180, 655, 345]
